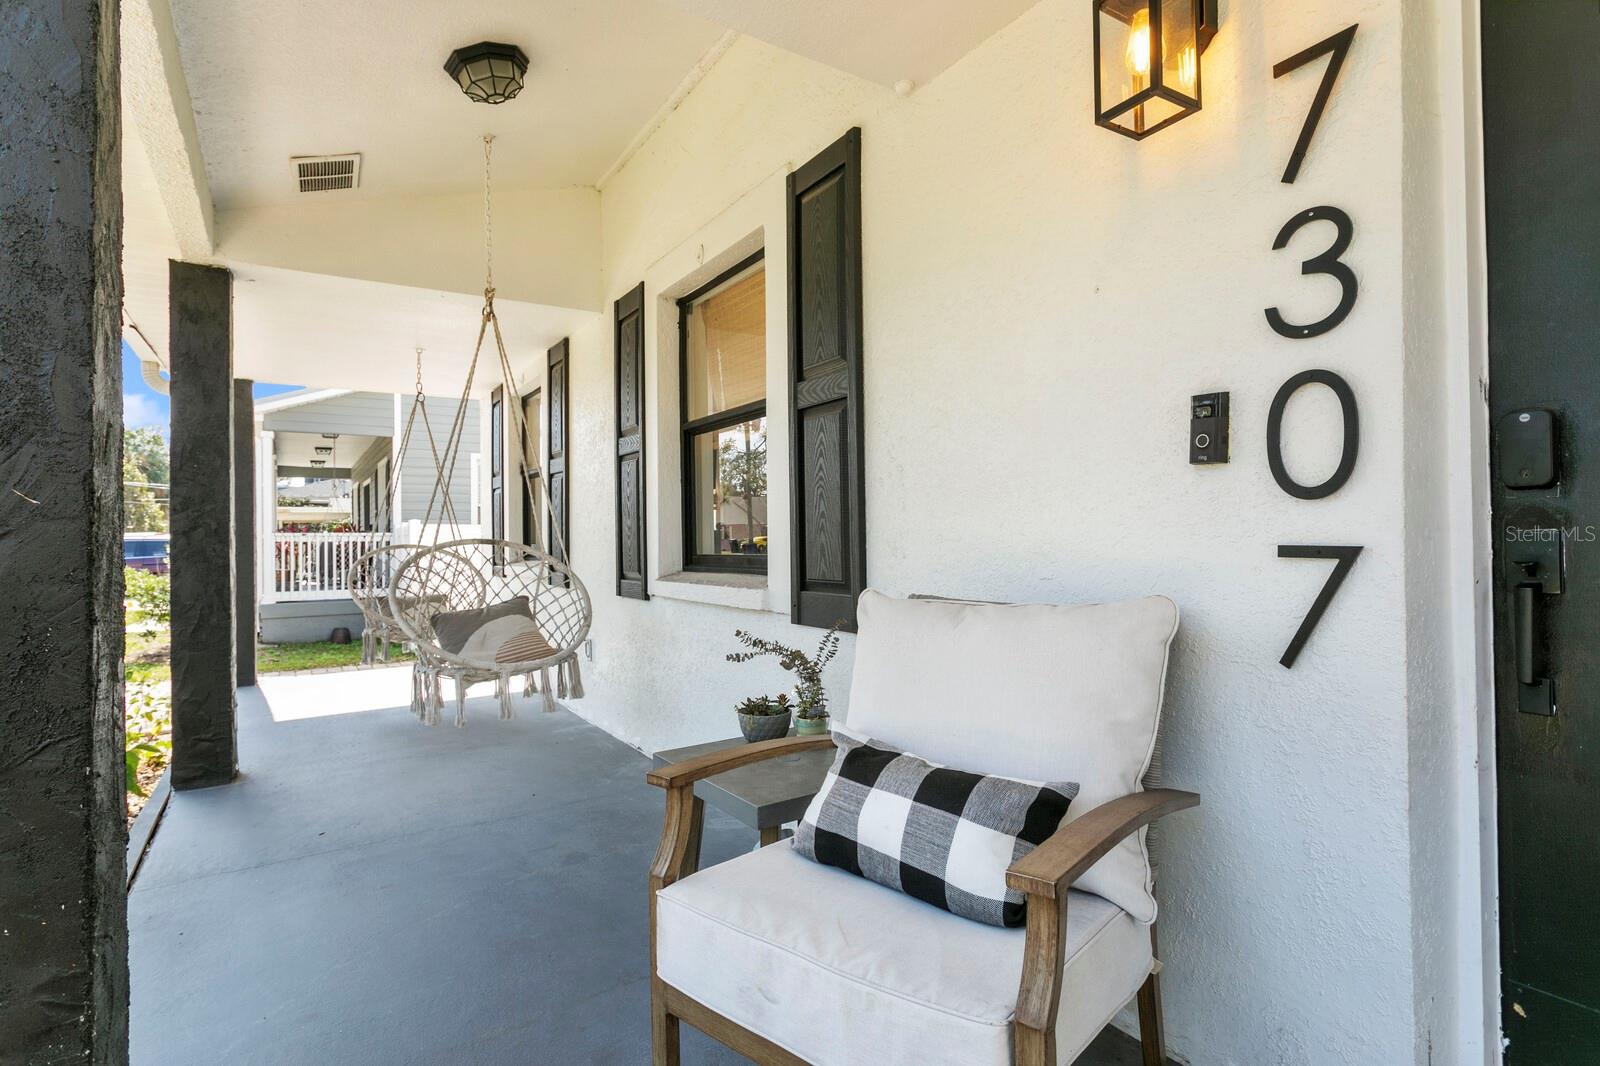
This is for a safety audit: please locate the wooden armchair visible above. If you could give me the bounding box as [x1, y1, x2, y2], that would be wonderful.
[647, 591, 1197, 1066]
[649, 735, 1197, 1065]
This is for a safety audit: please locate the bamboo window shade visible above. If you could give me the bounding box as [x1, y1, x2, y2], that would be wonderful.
[685, 265, 766, 421]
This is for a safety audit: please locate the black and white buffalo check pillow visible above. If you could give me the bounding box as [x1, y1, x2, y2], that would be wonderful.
[793, 732, 1080, 927]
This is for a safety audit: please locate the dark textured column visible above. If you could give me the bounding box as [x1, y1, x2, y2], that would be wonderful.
[0, 1, 128, 1062]
[233, 380, 257, 687]
[169, 262, 237, 789]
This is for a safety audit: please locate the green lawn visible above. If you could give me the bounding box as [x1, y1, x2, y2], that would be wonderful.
[257, 640, 413, 674]
[124, 622, 407, 676]
[125, 625, 171, 685]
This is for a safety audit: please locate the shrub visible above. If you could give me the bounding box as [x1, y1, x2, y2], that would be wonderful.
[124, 679, 171, 796]
[124, 566, 171, 625]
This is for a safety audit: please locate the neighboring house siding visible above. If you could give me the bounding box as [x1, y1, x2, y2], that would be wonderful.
[350, 435, 389, 491]
[399, 396, 480, 525]
[261, 392, 394, 437]
[350, 435, 391, 528]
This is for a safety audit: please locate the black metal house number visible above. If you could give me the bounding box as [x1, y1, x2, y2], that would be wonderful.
[1265, 24, 1365, 669]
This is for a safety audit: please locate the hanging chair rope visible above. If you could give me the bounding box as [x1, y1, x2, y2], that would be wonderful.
[384, 131, 593, 725]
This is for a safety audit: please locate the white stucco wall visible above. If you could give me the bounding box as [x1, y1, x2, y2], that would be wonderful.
[493, 2, 1479, 1062]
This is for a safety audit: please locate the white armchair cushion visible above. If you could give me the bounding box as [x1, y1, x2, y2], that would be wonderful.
[844, 590, 1178, 922]
[656, 843, 1152, 1066]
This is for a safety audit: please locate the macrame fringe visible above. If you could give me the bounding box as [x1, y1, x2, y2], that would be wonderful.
[562, 657, 584, 699]
[496, 674, 514, 720]
[454, 671, 469, 728]
[540, 667, 556, 713]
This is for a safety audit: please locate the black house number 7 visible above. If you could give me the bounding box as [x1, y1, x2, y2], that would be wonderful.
[1277, 545, 1363, 668]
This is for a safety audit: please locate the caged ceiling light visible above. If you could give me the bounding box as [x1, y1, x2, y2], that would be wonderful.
[444, 41, 530, 105]
[1093, 0, 1217, 139]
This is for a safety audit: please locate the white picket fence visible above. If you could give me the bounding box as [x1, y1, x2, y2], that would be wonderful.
[270, 531, 392, 601]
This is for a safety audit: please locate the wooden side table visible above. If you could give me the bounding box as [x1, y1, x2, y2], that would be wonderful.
[652, 732, 834, 847]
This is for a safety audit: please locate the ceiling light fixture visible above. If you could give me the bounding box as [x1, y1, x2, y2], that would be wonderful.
[444, 41, 530, 105]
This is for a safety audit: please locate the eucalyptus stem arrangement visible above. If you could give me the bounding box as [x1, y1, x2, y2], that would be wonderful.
[726, 624, 843, 721]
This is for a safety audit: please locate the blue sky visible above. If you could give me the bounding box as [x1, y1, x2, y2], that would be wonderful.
[122, 340, 300, 434]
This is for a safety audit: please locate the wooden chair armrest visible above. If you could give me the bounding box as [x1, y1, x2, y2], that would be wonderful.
[1010, 788, 1199, 1061]
[646, 734, 836, 789]
[1006, 788, 1200, 901]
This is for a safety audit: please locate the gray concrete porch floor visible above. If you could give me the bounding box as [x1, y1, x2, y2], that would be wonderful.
[129, 666, 1144, 1065]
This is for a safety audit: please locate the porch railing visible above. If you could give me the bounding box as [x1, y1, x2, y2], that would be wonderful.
[271, 531, 392, 601]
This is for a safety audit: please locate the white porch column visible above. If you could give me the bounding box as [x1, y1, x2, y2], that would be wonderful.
[391, 393, 404, 530]
[257, 429, 276, 604]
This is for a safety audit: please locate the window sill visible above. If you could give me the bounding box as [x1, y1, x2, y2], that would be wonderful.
[654, 570, 771, 612]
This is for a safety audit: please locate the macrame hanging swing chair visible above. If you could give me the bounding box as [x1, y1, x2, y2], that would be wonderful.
[362, 134, 593, 726]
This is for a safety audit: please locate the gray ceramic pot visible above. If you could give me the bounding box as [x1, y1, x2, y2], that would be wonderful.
[737, 708, 793, 743]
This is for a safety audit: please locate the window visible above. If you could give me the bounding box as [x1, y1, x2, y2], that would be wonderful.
[679, 251, 767, 573]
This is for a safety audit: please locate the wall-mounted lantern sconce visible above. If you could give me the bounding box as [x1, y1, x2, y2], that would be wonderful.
[1094, 0, 1217, 139]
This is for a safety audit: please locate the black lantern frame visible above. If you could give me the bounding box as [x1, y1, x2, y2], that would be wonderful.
[444, 42, 531, 105]
[1093, 0, 1217, 140]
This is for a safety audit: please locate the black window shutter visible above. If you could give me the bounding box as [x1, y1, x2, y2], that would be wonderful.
[489, 386, 505, 544]
[547, 337, 570, 562]
[615, 284, 648, 600]
[788, 128, 865, 631]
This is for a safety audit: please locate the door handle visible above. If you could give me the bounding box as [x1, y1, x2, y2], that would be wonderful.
[1506, 538, 1561, 716]
[1515, 581, 1539, 686]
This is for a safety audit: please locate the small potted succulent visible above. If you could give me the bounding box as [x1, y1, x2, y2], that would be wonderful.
[727, 623, 842, 737]
[735, 693, 793, 743]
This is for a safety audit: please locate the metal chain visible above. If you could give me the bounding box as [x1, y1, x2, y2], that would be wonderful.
[482, 134, 495, 296]
[414, 347, 425, 396]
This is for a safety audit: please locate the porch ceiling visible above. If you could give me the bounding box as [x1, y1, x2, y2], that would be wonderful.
[272, 432, 380, 470]
[231, 265, 595, 395]
[660, 0, 1041, 89]
[166, 0, 725, 209]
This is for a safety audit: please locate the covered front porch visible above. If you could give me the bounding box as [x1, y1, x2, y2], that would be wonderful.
[0, 0, 1512, 1062]
[130, 668, 1138, 1065]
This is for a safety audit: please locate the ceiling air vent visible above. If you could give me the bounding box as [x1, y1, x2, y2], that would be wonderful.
[292, 153, 361, 193]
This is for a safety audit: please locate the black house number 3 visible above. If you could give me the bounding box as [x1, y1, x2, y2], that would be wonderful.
[1265, 25, 1365, 669]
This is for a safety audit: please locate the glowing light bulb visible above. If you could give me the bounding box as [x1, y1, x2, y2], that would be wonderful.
[1177, 44, 1197, 93]
[1126, 9, 1152, 77]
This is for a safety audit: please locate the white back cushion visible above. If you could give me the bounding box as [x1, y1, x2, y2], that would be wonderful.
[843, 590, 1179, 922]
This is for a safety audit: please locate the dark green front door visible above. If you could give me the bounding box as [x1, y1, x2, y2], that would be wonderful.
[1484, 2, 1600, 1060]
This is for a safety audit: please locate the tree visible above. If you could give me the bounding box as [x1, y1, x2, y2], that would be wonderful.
[124, 427, 169, 532]
[717, 424, 766, 542]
